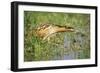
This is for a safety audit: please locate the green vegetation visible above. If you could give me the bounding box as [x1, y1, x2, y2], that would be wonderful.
[24, 11, 90, 62]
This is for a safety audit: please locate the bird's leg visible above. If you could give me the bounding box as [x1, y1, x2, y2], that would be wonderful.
[43, 36, 47, 40]
[43, 35, 49, 40]
[47, 37, 50, 42]
[43, 34, 55, 43]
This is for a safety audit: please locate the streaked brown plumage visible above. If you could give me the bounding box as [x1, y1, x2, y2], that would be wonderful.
[36, 24, 74, 40]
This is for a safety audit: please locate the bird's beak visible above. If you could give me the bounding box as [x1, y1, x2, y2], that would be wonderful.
[68, 28, 74, 32]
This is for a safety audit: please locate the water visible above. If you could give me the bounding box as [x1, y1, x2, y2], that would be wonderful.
[63, 51, 76, 60]
[64, 35, 70, 49]
[62, 32, 85, 60]
[53, 31, 86, 60]
[63, 35, 76, 60]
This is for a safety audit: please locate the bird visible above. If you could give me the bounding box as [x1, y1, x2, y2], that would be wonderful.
[35, 24, 74, 41]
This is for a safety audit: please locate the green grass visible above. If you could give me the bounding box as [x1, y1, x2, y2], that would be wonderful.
[24, 11, 90, 62]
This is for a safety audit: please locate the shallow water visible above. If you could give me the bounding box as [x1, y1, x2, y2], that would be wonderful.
[54, 32, 85, 60]
[63, 52, 76, 60]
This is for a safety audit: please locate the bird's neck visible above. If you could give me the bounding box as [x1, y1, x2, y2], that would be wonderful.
[56, 27, 74, 32]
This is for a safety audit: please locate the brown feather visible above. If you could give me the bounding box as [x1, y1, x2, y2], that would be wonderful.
[36, 24, 74, 40]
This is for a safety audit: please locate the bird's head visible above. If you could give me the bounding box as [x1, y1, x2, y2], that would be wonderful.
[65, 27, 74, 32]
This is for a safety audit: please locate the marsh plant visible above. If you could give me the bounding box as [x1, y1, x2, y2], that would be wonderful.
[24, 11, 90, 62]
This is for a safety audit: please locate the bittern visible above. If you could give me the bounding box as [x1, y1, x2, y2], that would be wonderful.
[36, 24, 74, 40]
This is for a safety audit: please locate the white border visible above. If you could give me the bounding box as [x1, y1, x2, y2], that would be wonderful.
[18, 5, 96, 68]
